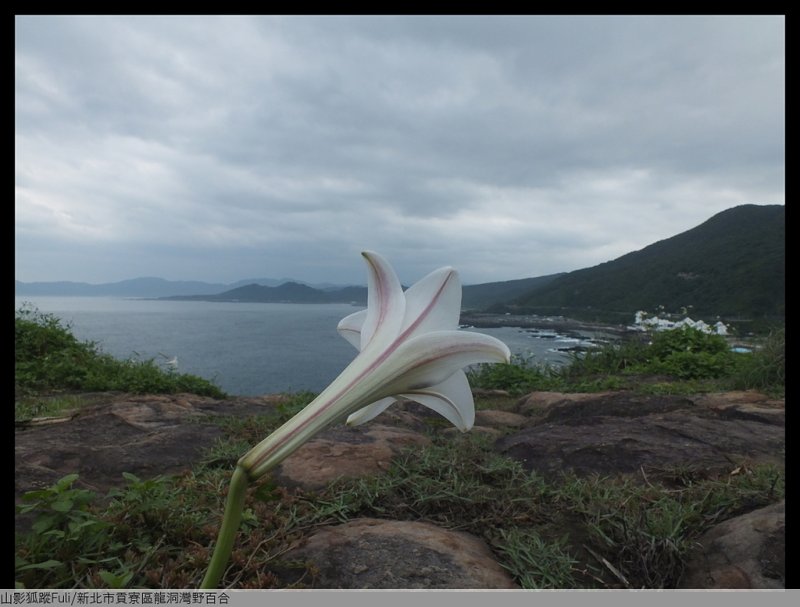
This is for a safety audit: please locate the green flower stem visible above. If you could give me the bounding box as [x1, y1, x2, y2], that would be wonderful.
[200, 465, 250, 589]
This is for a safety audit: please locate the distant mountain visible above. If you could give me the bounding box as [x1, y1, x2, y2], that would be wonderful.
[160, 282, 368, 304]
[165, 274, 568, 309]
[15, 269, 567, 309]
[506, 204, 784, 322]
[14, 276, 348, 298]
[226, 278, 345, 290]
[226, 278, 294, 289]
[14, 277, 230, 298]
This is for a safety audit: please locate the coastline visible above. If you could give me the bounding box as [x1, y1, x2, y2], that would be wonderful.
[459, 312, 634, 337]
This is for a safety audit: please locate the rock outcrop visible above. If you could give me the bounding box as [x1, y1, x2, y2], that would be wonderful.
[679, 500, 785, 589]
[283, 518, 518, 589]
[498, 391, 784, 479]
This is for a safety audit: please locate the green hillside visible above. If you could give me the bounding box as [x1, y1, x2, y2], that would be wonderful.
[510, 204, 784, 323]
[461, 274, 564, 310]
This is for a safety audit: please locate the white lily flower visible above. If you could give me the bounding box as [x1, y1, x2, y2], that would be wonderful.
[239, 251, 510, 480]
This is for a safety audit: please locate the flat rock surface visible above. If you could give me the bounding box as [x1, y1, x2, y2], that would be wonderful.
[496, 392, 784, 479]
[15, 393, 283, 501]
[516, 391, 616, 417]
[474, 409, 529, 428]
[283, 517, 519, 589]
[273, 424, 431, 490]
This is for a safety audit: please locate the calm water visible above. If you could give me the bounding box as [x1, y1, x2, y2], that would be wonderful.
[15, 297, 600, 396]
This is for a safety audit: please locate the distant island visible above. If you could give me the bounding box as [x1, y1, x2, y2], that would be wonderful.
[154, 274, 567, 309]
[159, 281, 369, 305]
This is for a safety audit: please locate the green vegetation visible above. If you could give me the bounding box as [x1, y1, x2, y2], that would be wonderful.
[467, 353, 629, 396]
[461, 273, 564, 311]
[730, 328, 785, 391]
[468, 325, 784, 397]
[16, 436, 784, 589]
[14, 394, 89, 424]
[508, 204, 784, 324]
[15, 305, 226, 410]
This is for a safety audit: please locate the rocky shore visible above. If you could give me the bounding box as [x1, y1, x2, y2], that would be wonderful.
[459, 312, 634, 336]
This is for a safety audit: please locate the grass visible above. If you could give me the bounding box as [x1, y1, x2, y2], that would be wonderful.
[15, 394, 89, 423]
[14, 310, 785, 589]
[490, 528, 579, 589]
[15, 430, 785, 589]
[730, 328, 785, 392]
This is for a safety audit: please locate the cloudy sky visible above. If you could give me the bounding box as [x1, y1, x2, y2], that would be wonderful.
[15, 15, 784, 287]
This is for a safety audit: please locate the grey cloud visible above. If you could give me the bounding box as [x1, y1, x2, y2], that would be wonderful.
[15, 15, 784, 286]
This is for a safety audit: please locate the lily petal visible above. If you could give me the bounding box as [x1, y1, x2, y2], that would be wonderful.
[338, 261, 461, 352]
[399, 266, 461, 337]
[337, 309, 367, 350]
[359, 251, 404, 352]
[375, 330, 510, 397]
[347, 370, 474, 430]
[400, 370, 475, 431]
[344, 396, 396, 426]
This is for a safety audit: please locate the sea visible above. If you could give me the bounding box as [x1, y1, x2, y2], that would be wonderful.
[14, 296, 607, 396]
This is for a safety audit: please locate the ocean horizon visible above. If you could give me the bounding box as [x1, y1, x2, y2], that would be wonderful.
[15, 296, 606, 396]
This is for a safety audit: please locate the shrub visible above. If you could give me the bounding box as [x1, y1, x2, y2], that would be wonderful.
[15, 307, 99, 393]
[649, 350, 735, 380]
[566, 327, 740, 382]
[648, 326, 729, 359]
[15, 306, 225, 398]
[731, 328, 785, 392]
[467, 354, 559, 395]
[561, 338, 649, 377]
